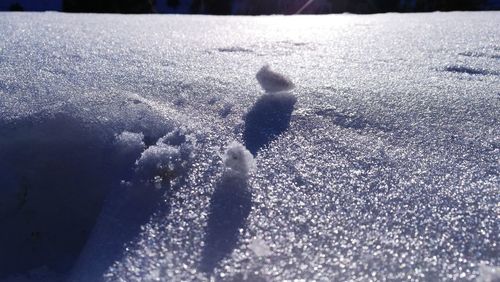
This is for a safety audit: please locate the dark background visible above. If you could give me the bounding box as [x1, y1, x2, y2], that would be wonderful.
[1, 0, 499, 14]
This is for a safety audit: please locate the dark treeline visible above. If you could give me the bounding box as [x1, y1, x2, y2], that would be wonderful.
[62, 0, 154, 13]
[329, 0, 487, 13]
[3, 0, 499, 14]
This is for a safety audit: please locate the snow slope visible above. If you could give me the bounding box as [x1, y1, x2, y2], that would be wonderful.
[0, 11, 499, 281]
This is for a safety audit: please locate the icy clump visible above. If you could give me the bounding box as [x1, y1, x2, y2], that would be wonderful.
[222, 141, 255, 176]
[114, 131, 145, 153]
[135, 128, 196, 185]
[256, 65, 295, 93]
[135, 145, 181, 181]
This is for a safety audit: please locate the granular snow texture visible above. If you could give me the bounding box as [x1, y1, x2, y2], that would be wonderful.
[0, 11, 499, 281]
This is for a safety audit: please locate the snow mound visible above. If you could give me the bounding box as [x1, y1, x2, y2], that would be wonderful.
[256, 65, 295, 93]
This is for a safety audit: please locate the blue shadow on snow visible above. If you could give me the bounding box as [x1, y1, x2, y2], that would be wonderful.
[243, 92, 297, 155]
[199, 174, 252, 273]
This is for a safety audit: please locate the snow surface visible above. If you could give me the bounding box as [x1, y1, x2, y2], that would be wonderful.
[0, 11, 499, 281]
